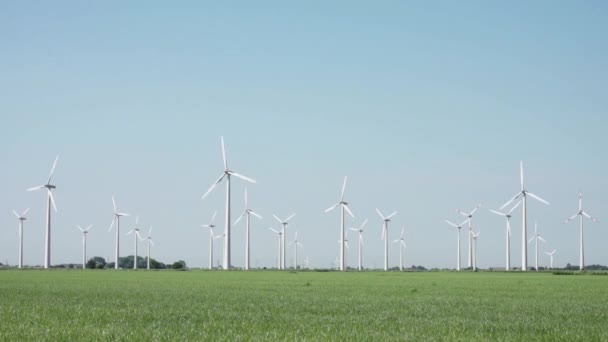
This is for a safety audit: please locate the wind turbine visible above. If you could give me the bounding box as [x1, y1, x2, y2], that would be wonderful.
[234, 188, 263, 270]
[471, 231, 480, 270]
[393, 227, 406, 271]
[564, 192, 599, 270]
[141, 226, 154, 270]
[457, 203, 482, 268]
[12, 208, 29, 269]
[303, 256, 310, 269]
[201, 211, 218, 269]
[76, 224, 92, 269]
[273, 213, 296, 270]
[500, 161, 549, 271]
[445, 218, 470, 271]
[325, 176, 354, 271]
[545, 249, 556, 269]
[288, 232, 303, 269]
[269, 228, 282, 269]
[127, 216, 142, 270]
[109, 196, 130, 269]
[489, 200, 522, 271]
[349, 219, 368, 271]
[528, 221, 545, 271]
[213, 233, 226, 268]
[202, 136, 256, 270]
[27, 155, 59, 269]
[376, 209, 397, 271]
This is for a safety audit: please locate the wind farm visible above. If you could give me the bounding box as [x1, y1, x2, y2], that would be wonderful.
[1, 2, 607, 341]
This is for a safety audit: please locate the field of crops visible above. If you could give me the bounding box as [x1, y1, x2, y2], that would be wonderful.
[0, 270, 606, 341]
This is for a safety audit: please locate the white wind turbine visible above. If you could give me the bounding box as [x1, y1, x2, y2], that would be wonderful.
[500, 161, 549, 271]
[127, 217, 143, 270]
[376, 209, 397, 271]
[489, 200, 522, 271]
[288, 232, 304, 269]
[564, 192, 599, 270]
[76, 224, 92, 269]
[393, 227, 407, 271]
[471, 231, 480, 270]
[201, 211, 218, 269]
[213, 233, 226, 268]
[545, 249, 556, 269]
[457, 203, 482, 268]
[325, 176, 354, 271]
[109, 196, 130, 270]
[445, 218, 470, 271]
[202, 136, 256, 270]
[349, 219, 368, 271]
[528, 221, 545, 271]
[27, 155, 59, 269]
[269, 227, 282, 269]
[273, 213, 296, 270]
[12, 208, 30, 269]
[234, 189, 263, 270]
[141, 226, 154, 270]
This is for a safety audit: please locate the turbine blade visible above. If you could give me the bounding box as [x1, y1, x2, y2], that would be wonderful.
[48, 190, 58, 212]
[520, 160, 524, 190]
[527, 192, 550, 206]
[149, 226, 152, 235]
[500, 193, 521, 210]
[456, 210, 469, 218]
[77, 225, 84, 232]
[285, 213, 296, 222]
[12, 210, 20, 219]
[27, 185, 45, 192]
[459, 218, 471, 227]
[230, 172, 256, 184]
[297, 242, 303, 248]
[202, 173, 226, 199]
[445, 220, 458, 228]
[582, 211, 598, 222]
[126, 230, 134, 235]
[85, 224, 93, 231]
[244, 188, 248, 208]
[376, 208, 386, 220]
[349, 228, 358, 231]
[539, 236, 546, 243]
[528, 237, 535, 244]
[234, 212, 246, 226]
[340, 176, 347, 202]
[249, 210, 263, 219]
[344, 205, 354, 218]
[269, 228, 279, 234]
[221, 136, 227, 170]
[489, 209, 506, 217]
[360, 219, 368, 229]
[47, 155, 59, 184]
[109, 217, 116, 232]
[150, 240, 155, 246]
[211, 210, 218, 224]
[507, 200, 522, 215]
[21, 208, 30, 217]
[273, 214, 283, 223]
[386, 211, 397, 219]
[325, 203, 339, 213]
[469, 203, 482, 216]
[112, 195, 117, 213]
[564, 213, 579, 223]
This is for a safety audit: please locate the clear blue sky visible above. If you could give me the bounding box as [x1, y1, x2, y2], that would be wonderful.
[1, 1, 607, 269]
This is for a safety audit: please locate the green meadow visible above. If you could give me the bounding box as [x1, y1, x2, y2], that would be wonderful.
[0, 270, 606, 341]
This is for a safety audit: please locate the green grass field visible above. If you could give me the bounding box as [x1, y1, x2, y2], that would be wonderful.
[1, 270, 607, 341]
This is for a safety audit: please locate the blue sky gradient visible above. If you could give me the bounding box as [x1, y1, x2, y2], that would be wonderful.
[1, 2, 607, 268]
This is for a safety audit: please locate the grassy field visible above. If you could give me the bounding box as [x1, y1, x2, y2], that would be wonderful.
[0, 270, 607, 341]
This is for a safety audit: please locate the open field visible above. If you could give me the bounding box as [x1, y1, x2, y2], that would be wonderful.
[0, 270, 607, 341]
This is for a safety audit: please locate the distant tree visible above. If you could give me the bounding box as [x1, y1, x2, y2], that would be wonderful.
[172, 260, 186, 269]
[87, 257, 106, 269]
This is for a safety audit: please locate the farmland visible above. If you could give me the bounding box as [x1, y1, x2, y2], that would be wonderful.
[0, 270, 607, 341]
